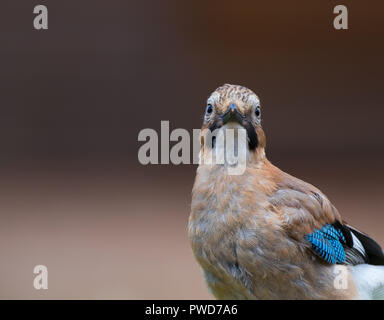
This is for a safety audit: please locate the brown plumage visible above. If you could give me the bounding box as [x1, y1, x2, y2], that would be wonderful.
[188, 84, 384, 299]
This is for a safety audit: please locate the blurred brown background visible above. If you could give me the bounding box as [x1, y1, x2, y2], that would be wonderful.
[0, 0, 383, 299]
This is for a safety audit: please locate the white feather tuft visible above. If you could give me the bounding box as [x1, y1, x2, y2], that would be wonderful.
[351, 264, 384, 299]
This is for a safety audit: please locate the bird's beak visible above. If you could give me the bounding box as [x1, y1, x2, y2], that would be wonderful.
[222, 103, 244, 125]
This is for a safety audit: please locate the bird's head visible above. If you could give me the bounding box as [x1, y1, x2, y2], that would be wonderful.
[201, 84, 266, 162]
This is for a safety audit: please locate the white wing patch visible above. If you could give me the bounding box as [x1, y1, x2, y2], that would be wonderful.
[351, 232, 366, 257]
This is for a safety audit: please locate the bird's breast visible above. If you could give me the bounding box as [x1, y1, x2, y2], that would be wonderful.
[188, 164, 281, 268]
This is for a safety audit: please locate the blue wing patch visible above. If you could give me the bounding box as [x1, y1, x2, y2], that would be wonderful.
[305, 224, 346, 264]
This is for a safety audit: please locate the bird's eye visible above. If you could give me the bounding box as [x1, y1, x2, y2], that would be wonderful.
[206, 104, 213, 115]
[255, 106, 261, 118]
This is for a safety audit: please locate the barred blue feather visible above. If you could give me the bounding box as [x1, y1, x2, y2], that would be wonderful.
[305, 224, 346, 264]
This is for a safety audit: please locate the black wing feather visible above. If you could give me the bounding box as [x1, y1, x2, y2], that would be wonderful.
[333, 221, 384, 266]
[347, 225, 384, 265]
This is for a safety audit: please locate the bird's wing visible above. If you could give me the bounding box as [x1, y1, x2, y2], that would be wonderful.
[304, 223, 347, 264]
[270, 170, 384, 266]
[337, 222, 384, 266]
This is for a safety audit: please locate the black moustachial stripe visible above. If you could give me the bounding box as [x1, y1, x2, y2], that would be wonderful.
[209, 122, 220, 133]
[209, 118, 258, 151]
[244, 122, 258, 150]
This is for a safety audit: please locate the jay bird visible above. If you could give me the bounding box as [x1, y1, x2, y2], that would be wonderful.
[188, 84, 384, 299]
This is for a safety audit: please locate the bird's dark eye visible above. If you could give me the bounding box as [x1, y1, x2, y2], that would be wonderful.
[255, 106, 261, 118]
[206, 104, 213, 115]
